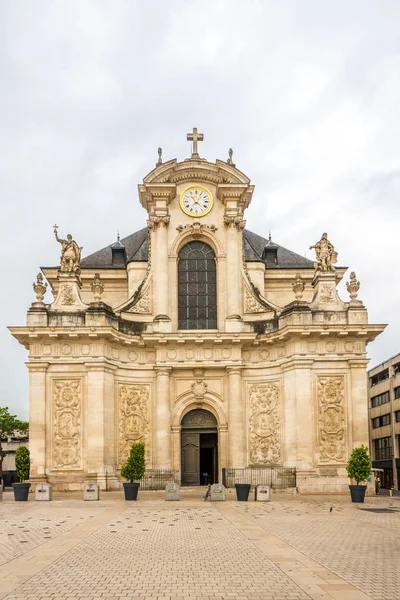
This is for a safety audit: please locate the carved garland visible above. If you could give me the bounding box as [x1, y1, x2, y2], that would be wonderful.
[118, 384, 150, 465]
[53, 380, 82, 469]
[317, 376, 346, 463]
[248, 382, 281, 465]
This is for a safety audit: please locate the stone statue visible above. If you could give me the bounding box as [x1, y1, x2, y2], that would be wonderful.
[54, 225, 82, 273]
[33, 273, 47, 302]
[346, 271, 360, 301]
[310, 233, 337, 272]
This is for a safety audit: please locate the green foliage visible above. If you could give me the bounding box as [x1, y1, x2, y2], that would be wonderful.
[0, 406, 29, 480]
[346, 445, 372, 485]
[15, 446, 30, 483]
[120, 442, 146, 483]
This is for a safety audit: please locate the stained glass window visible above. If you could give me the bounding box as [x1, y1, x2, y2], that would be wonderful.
[178, 241, 217, 330]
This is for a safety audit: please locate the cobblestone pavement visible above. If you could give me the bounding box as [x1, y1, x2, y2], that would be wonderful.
[0, 490, 394, 600]
[231, 495, 400, 600]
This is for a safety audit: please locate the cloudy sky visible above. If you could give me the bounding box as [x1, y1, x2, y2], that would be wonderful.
[1, 1, 399, 420]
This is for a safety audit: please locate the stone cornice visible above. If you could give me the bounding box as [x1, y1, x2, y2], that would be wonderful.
[25, 361, 50, 372]
[9, 322, 386, 349]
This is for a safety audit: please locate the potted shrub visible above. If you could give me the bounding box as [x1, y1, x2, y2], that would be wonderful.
[121, 442, 146, 501]
[346, 445, 372, 503]
[13, 446, 31, 501]
[234, 482, 251, 501]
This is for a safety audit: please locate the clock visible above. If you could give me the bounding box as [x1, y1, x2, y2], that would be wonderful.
[179, 185, 213, 217]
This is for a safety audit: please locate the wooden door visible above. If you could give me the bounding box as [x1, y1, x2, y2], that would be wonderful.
[181, 432, 200, 485]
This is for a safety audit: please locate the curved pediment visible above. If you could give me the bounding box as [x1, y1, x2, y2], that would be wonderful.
[142, 158, 251, 186]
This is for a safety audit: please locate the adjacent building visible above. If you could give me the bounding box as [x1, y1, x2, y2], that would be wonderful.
[368, 353, 400, 490]
[1, 433, 29, 487]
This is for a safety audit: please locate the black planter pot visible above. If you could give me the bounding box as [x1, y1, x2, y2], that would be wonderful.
[235, 483, 251, 501]
[349, 484, 367, 503]
[123, 482, 140, 501]
[13, 483, 31, 501]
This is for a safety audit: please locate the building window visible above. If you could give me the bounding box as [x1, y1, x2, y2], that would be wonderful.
[393, 362, 400, 375]
[394, 386, 400, 399]
[371, 391, 390, 408]
[372, 414, 391, 429]
[396, 411, 400, 423]
[375, 437, 393, 460]
[178, 241, 217, 330]
[370, 369, 389, 386]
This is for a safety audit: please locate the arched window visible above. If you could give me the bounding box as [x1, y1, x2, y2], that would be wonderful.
[178, 241, 217, 330]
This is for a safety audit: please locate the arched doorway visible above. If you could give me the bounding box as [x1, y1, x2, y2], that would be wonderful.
[181, 409, 218, 486]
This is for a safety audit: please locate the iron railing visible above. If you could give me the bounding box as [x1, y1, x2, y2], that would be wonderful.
[139, 469, 179, 490]
[223, 467, 296, 490]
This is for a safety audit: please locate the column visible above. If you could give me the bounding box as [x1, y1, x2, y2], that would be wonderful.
[155, 367, 172, 469]
[225, 222, 241, 318]
[154, 219, 170, 317]
[86, 362, 117, 489]
[27, 362, 49, 481]
[227, 367, 245, 467]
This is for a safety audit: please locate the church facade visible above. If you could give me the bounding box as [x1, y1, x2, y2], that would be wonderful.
[10, 130, 385, 492]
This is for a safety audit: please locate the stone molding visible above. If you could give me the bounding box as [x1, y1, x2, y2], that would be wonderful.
[52, 379, 82, 470]
[118, 383, 150, 466]
[317, 375, 346, 464]
[248, 381, 282, 465]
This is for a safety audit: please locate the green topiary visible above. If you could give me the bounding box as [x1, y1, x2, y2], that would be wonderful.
[346, 445, 372, 485]
[15, 446, 30, 483]
[120, 442, 146, 483]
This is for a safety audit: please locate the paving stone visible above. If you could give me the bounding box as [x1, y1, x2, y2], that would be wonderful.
[0, 491, 396, 599]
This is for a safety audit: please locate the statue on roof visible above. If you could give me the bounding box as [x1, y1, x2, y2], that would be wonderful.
[53, 225, 82, 273]
[309, 232, 337, 272]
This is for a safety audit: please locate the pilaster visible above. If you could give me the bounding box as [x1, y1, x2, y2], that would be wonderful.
[155, 367, 172, 469]
[26, 362, 49, 482]
[85, 361, 118, 490]
[226, 366, 245, 467]
[282, 359, 315, 471]
[348, 359, 370, 448]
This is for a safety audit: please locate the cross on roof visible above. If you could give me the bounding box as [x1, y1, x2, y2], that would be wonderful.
[187, 127, 204, 159]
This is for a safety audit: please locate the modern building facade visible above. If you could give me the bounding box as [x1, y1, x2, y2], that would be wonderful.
[9, 131, 385, 493]
[368, 353, 400, 490]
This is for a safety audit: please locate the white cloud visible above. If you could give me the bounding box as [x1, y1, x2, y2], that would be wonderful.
[1, 0, 399, 418]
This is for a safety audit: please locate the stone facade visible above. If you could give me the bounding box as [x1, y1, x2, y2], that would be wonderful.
[9, 132, 385, 492]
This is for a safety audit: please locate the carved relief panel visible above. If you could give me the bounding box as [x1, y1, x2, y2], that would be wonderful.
[317, 376, 346, 463]
[118, 384, 150, 466]
[52, 379, 82, 470]
[248, 382, 281, 465]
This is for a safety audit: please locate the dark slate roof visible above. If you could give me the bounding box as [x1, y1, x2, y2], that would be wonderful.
[243, 229, 314, 269]
[80, 227, 148, 269]
[79, 226, 314, 270]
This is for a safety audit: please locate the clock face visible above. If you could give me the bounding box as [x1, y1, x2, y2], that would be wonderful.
[180, 185, 213, 217]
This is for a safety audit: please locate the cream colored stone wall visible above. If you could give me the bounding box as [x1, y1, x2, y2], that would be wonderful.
[10, 154, 385, 494]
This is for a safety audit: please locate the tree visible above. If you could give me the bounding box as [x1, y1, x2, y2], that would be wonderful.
[0, 407, 28, 488]
[120, 442, 146, 483]
[346, 445, 372, 485]
[15, 446, 30, 483]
